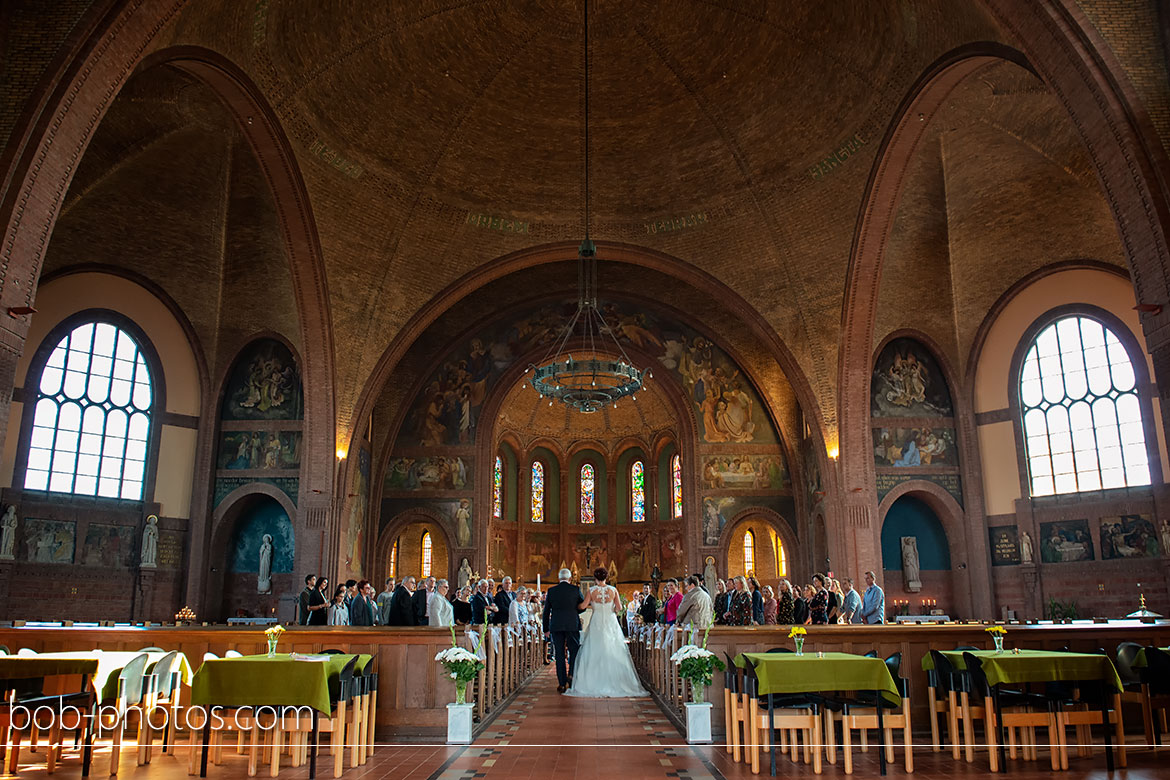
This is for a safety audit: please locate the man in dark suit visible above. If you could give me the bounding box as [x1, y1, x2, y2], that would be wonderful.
[349, 579, 375, 626]
[470, 579, 498, 625]
[542, 568, 584, 693]
[639, 583, 658, 624]
[385, 575, 416, 626]
[297, 574, 316, 625]
[412, 575, 435, 625]
[493, 576, 515, 624]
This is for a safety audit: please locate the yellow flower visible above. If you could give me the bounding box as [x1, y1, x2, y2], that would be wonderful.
[984, 625, 1007, 635]
[788, 626, 807, 638]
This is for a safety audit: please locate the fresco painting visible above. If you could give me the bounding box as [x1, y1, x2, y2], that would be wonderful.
[524, 532, 559, 580]
[700, 495, 795, 545]
[1039, 519, 1094, 564]
[701, 454, 788, 490]
[871, 338, 953, 418]
[230, 498, 295, 573]
[222, 339, 303, 421]
[83, 524, 135, 567]
[384, 456, 470, 491]
[659, 529, 684, 576]
[488, 526, 516, 577]
[217, 431, 301, 470]
[22, 518, 74, 564]
[1099, 514, 1159, 559]
[873, 427, 957, 468]
[617, 531, 653, 581]
[345, 446, 370, 576]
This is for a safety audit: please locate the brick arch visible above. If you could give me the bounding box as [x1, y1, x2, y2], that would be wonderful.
[718, 507, 801, 585]
[374, 507, 456, 585]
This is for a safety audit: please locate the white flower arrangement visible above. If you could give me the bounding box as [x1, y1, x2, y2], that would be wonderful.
[434, 646, 479, 664]
[671, 644, 715, 664]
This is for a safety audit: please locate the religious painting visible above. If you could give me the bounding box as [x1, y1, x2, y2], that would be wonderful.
[701, 497, 733, 545]
[524, 532, 558, 580]
[21, 518, 74, 564]
[221, 339, 303, 421]
[384, 456, 470, 491]
[871, 338, 953, 418]
[1099, 514, 1159, 560]
[659, 529, 684, 577]
[427, 499, 473, 547]
[700, 495, 796, 544]
[230, 498, 295, 573]
[873, 427, 957, 467]
[217, 431, 301, 470]
[617, 531, 652, 581]
[344, 446, 370, 576]
[82, 524, 135, 567]
[1039, 519, 1094, 564]
[701, 454, 789, 490]
[988, 526, 1020, 567]
[803, 438, 823, 508]
[573, 533, 608, 572]
[488, 527, 516, 578]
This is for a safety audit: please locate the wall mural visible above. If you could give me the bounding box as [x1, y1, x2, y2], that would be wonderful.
[701, 455, 788, 490]
[221, 339, 303, 421]
[873, 427, 957, 467]
[344, 446, 371, 576]
[1039, 519, 1094, 564]
[871, 337, 953, 418]
[525, 532, 559, 580]
[22, 518, 74, 563]
[701, 495, 796, 546]
[229, 499, 295, 574]
[1099, 514, 1159, 560]
[384, 456, 470, 491]
[82, 524, 135, 567]
[659, 529, 684, 576]
[617, 530, 653, 581]
[217, 431, 301, 470]
[574, 533, 609, 572]
[488, 525, 516, 576]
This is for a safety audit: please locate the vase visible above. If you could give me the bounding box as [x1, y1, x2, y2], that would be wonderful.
[993, 635, 1004, 653]
[684, 702, 713, 744]
[691, 683, 706, 704]
[794, 637, 804, 656]
[455, 679, 468, 705]
[266, 637, 278, 657]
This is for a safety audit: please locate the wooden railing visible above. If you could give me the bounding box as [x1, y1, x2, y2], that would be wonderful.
[465, 624, 545, 723]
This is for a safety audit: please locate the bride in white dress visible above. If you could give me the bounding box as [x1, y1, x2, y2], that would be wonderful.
[565, 568, 647, 698]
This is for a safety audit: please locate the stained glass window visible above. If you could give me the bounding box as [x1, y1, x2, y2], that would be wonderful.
[531, 461, 545, 522]
[743, 530, 755, 575]
[24, 321, 153, 500]
[630, 461, 645, 523]
[493, 455, 503, 519]
[389, 538, 398, 577]
[580, 463, 595, 523]
[421, 532, 432, 577]
[777, 539, 786, 577]
[1019, 315, 1150, 496]
[671, 454, 682, 518]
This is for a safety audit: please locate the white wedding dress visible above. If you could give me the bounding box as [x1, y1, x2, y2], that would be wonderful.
[565, 585, 647, 698]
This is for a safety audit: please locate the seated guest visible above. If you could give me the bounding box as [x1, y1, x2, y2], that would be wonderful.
[809, 574, 829, 624]
[508, 586, 529, 624]
[308, 576, 330, 626]
[349, 579, 376, 626]
[452, 586, 473, 625]
[298, 574, 317, 625]
[327, 585, 350, 626]
[377, 577, 396, 625]
[386, 575, 416, 626]
[776, 579, 795, 624]
[793, 584, 811, 625]
[723, 576, 753, 626]
[748, 576, 764, 625]
[470, 579, 498, 624]
[429, 579, 454, 626]
[762, 585, 778, 624]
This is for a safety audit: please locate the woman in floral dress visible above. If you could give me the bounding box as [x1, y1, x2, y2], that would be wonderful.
[723, 576, 754, 626]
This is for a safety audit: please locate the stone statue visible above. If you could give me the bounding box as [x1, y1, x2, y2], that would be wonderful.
[257, 534, 273, 593]
[0, 505, 17, 560]
[900, 536, 921, 592]
[140, 515, 158, 569]
[1020, 531, 1034, 564]
[703, 556, 718, 590]
[1160, 520, 1170, 557]
[457, 557, 473, 590]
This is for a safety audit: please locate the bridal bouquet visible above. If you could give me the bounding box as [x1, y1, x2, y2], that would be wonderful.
[669, 623, 724, 704]
[436, 626, 484, 704]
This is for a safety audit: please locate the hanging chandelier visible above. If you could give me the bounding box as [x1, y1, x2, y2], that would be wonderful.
[525, 1, 647, 414]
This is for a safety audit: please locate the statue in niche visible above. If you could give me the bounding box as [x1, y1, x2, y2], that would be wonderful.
[457, 557, 473, 591]
[258, 534, 273, 594]
[0, 505, 17, 560]
[703, 556, 718, 591]
[900, 536, 921, 592]
[1160, 520, 1170, 558]
[1020, 531, 1034, 564]
[455, 499, 472, 547]
[140, 515, 159, 569]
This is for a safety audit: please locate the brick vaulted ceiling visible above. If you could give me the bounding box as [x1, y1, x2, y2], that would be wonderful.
[43, 0, 1140, 445]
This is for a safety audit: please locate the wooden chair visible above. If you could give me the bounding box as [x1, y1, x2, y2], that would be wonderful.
[963, 652, 1064, 772]
[138, 651, 185, 764]
[277, 655, 359, 779]
[831, 652, 914, 774]
[3, 679, 94, 775]
[928, 649, 981, 760]
[722, 652, 747, 763]
[94, 653, 151, 777]
[743, 658, 822, 776]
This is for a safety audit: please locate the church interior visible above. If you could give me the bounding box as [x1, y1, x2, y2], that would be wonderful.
[3, 0, 1170, 774]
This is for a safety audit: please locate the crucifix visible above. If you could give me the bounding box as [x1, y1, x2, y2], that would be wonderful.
[492, 532, 504, 570]
[581, 540, 596, 569]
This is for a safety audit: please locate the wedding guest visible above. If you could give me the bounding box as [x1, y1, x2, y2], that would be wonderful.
[625, 592, 640, 633]
[471, 579, 498, 624]
[307, 576, 330, 626]
[639, 583, 658, 625]
[675, 575, 713, 628]
[793, 584, 812, 625]
[776, 580, 795, 624]
[429, 579, 454, 626]
[376, 577, 396, 625]
[413, 575, 435, 625]
[327, 585, 350, 626]
[452, 586, 473, 625]
[664, 579, 683, 624]
[344, 579, 358, 607]
[748, 576, 764, 625]
[860, 570, 886, 625]
[809, 573, 829, 624]
[508, 586, 529, 624]
[495, 576, 516, 625]
[762, 585, 778, 624]
[827, 578, 843, 623]
[724, 576, 753, 626]
[713, 580, 729, 624]
[386, 575, 416, 626]
[841, 577, 862, 624]
[298, 574, 317, 625]
[349, 580, 376, 626]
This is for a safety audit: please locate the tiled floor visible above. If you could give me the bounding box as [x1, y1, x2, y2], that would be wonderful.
[4, 669, 1168, 779]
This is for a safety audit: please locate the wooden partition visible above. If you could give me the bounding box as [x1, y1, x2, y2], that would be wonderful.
[634, 620, 1170, 736]
[0, 624, 545, 740]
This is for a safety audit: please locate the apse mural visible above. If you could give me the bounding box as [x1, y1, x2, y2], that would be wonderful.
[1039, 519, 1094, 563]
[1099, 514, 1159, 559]
[873, 428, 957, 467]
[659, 529, 684, 575]
[229, 499, 295, 573]
[384, 456, 470, 491]
[701, 455, 788, 490]
[871, 337, 953, 418]
[217, 431, 301, 470]
[222, 339, 303, 421]
[573, 533, 609, 571]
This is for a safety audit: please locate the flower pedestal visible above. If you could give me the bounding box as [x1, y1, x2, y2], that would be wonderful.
[447, 703, 474, 744]
[685, 702, 713, 744]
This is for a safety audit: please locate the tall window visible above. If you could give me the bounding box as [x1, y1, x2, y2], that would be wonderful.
[671, 454, 682, 518]
[421, 532, 432, 577]
[580, 463, 596, 523]
[630, 460, 645, 523]
[743, 530, 755, 574]
[1019, 315, 1150, 496]
[492, 455, 503, 519]
[25, 321, 153, 499]
[777, 539, 787, 577]
[389, 538, 398, 577]
[530, 461, 545, 522]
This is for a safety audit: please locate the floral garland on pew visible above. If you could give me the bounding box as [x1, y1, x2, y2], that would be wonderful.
[435, 626, 484, 706]
[669, 621, 725, 705]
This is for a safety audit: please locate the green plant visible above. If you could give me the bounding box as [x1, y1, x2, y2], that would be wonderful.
[1046, 598, 1079, 621]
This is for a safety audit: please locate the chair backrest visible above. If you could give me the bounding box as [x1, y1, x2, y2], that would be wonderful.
[152, 651, 183, 696]
[928, 649, 956, 692]
[723, 652, 740, 693]
[1115, 642, 1143, 686]
[1142, 646, 1170, 694]
[884, 651, 903, 679]
[138, 646, 164, 652]
[322, 649, 345, 654]
[328, 655, 360, 704]
[764, 647, 793, 653]
[225, 650, 243, 658]
[0, 645, 9, 655]
[863, 650, 878, 658]
[16, 648, 37, 656]
[955, 645, 979, 651]
[202, 651, 219, 661]
[115, 653, 151, 713]
[742, 656, 760, 697]
[961, 652, 992, 697]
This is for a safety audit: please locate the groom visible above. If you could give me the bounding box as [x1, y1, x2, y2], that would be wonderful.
[542, 567, 585, 693]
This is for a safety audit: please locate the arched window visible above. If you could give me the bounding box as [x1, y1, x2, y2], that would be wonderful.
[777, 538, 787, 577]
[530, 461, 545, 522]
[743, 530, 755, 574]
[1019, 315, 1151, 496]
[492, 455, 503, 519]
[580, 463, 596, 523]
[630, 460, 645, 523]
[671, 454, 682, 518]
[24, 321, 154, 499]
[421, 532, 432, 577]
[389, 538, 398, 578]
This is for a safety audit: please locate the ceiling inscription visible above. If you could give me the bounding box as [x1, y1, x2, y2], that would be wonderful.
[808, 133, 867, 181]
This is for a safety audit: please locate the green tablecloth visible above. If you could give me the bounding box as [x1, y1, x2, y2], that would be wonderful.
[1132, 647, 1170, 668]
[921, 649, 1123, 692]
[0, 651, 192, 702]
[735, 651, 902, 706]
[191, 654, 371, 714]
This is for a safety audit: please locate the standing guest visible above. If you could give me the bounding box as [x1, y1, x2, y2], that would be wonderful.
[793, 584, 812, 625]
[664, 580, 684, 624]
[713, 580, 729, 624]
[724, 576, 753, 626]
[841, 577, 862, 624]
[349, 580, 376, 626]
[508, 586, 529, 624]
[675, 575, 714, 628]
[860, 570, 886, 625]
[298, 574, 317, 625]
[776, 580, 795, 624]
[344, 579, 358, 607]
[327, 585, 350, 626]
[639, 583, 658, 625]
[625, 592, 640, 633]
[809, 573, 829, 624]
[386, 575, 416, 626]
[412, 575, 435, 625]
[697, 573, 709, 595]
[429, 579, 454, 626]
[471, 579, 498, 624]
[748, 577, 765, 625]
[376, 577, 396, 625]
[762, 585, 778, 624]
[307, 576, 330, 626]
[827, 578, 843, 623]
[494, 576, 516, 625]
[452, 586, 473, 625]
